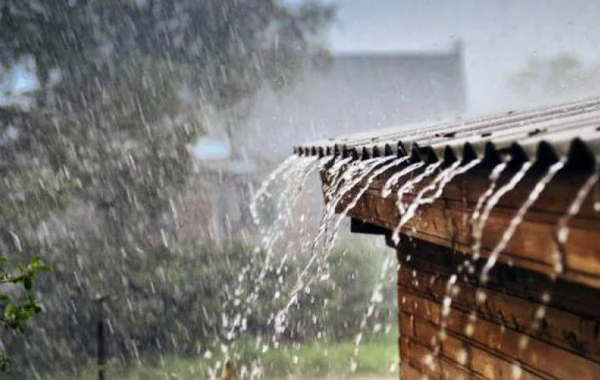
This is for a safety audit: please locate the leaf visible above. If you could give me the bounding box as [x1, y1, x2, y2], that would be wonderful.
[37, 264, 53, 272]
[3, 303, 16, 320]
[23, 276, 32, 291]
[0, 356, 11, 372]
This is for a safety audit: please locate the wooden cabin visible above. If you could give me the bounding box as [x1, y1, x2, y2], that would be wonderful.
[295, 97, 600, 379]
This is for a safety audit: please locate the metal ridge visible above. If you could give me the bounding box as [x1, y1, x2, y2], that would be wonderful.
[293, 96, 600, 172]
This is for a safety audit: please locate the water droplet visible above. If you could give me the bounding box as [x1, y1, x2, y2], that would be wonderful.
[465, 323, 474, 337]
[457, 349, 468, 365]
[476, 289, 487, 304]
[518, 335, 529, 351]
[541, 292, 551, 304]
[511, 362, 523, 379]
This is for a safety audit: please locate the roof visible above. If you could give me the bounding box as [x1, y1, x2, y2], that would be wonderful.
[237, 45, 466, 160]
[295, 97, 600, 171]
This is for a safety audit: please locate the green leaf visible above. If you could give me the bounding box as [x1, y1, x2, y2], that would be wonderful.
[4, 303, 16, 320]
[0, 355, 12, 371]
[23, 276, 32, 291]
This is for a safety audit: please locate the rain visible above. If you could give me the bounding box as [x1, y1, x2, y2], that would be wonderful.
[1, 1, 600, 380]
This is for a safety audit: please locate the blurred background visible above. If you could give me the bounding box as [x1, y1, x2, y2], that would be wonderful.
[0, 0, 599, 378]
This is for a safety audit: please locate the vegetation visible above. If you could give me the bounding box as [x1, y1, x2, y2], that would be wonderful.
[16, 237, 396, 378]
[0, 0, 342, 376]
[509, 54, 600, 102]
[58, 330, 399, 379]
[0, 256, 51, 371]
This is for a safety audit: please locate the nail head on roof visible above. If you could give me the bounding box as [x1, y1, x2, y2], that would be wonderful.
[527, 128, 546, 137]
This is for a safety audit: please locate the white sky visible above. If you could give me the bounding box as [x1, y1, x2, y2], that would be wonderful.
[4, 1, 600, 112]
[310, 0, 600, 111]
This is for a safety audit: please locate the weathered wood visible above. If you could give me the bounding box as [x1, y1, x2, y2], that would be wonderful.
[323, 143, 600, 378]
[335, 166, 600, 289]
[397, 239, 600, 319]
[400, 362, 423, 379]
[396, 239, 600, 379]
[398, 266, 600, 363]
[400, 336, 484, 379]
[400, 294, 600, 379]
[399, 312, 541, 380]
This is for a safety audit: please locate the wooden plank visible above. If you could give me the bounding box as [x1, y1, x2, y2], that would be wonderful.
[326, 162, 600, 289]
[396, 238, 600, 319]
[369, 167, 600, 221]
[400, 293, 600, 379]
[344, 188, 600, 289]
[401, 362, 424, 379]
[399, 310, 543, 379]
[398, 268, 600, 363]
[398, 265, 600, 362]
[400, 335, 484, 380]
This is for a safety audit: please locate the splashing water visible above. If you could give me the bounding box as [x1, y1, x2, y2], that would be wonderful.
[517, 167, 600, 356]
[324, 156, 406, 251]
[479, 160, 564, 284]
[391, 159, 482, 242]
[471, 162, 532, 264]
[275, 156, 394, 336]
[461, 160, 564, 350]
[351, 255, 395, 369]
[403, 160, 482, 360]
[381, 162, 425, 198]
[254, 156, 321, 282]
[391, 161, 443, 244]
[436, 161, 527, 355]
[224, 154, 327, 364]
[448, 162, 508, 278]
[421, 159, 482, 205]
[322, 156, 354, 202]
[554, 168, 599, 276]
[471, 163, 508, 227]
[388, 159, 482, 254]
[396, 162, 443, 213]
[250, 155, 299, 225]
[311, 157, 391, 256]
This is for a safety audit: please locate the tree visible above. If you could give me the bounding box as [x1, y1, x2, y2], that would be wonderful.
[509, 54, 600, 102]
[0, 0, 335, 375]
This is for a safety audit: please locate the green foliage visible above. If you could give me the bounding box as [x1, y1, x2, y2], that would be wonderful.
[56, 329, 398, 379]
[0, 0, 336, 376]
[7, 238, 395, 377]
[0, 256, 51, 371]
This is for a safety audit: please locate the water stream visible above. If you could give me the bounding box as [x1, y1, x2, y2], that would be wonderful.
[554, 168, 599, 275]
[244, 147, 597, 379]
[391, 161, 443, 244]
[479, 160, 565, 284]
[471, 162, 532, 263]
[274, 156, 395, 338]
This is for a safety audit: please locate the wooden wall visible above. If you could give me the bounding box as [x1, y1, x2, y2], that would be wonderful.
[397, 237, 600, 379]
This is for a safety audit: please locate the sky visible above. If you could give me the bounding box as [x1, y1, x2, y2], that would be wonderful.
[4, 1, 600, 112]
[316, 0, 600, 111]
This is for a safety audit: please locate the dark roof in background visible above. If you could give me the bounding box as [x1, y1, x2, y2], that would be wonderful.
[237, 46, 466, 160]
[295, 97, 600, 171]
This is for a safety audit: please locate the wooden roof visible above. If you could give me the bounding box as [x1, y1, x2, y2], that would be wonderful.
[299, 97, 600, 290]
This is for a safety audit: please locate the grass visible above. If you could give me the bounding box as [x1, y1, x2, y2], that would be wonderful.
[60, 332, 399, 379]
